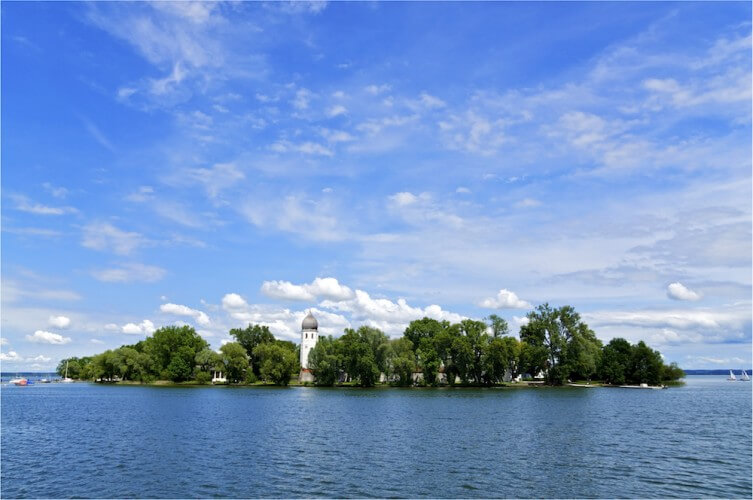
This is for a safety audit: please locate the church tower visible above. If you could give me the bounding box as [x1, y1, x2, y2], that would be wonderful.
[299, 311, 318, 382]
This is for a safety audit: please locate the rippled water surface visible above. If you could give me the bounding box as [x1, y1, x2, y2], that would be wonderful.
[2, 376, 750, 498]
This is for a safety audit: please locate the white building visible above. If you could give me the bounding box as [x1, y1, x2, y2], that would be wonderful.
[299, 311, 318, 383]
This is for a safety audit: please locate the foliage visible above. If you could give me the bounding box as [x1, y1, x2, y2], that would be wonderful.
[229, 324, 275, 377]
[519, 303, 602, 385]
[219, 342, 249, 383]
[253, 342, 298, 385]
[195, 371, 212, 385]
[387, 337, 415, 385]
[308, 335, 342, 386]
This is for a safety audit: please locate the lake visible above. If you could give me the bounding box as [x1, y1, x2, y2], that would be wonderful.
[1, 376, 750, 498]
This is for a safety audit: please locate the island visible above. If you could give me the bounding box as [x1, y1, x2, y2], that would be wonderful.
[59, 302, 684, 388]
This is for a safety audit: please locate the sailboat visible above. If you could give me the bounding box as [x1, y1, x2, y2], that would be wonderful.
[727, 370, 737, 381]
[740, 370, 750, 382]
[61, 360, 74, 383]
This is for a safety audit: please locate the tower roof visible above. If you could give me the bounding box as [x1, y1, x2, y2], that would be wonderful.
[302, 311, 318, 331]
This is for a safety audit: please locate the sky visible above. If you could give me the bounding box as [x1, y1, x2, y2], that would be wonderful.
[1, 1, 751, 372]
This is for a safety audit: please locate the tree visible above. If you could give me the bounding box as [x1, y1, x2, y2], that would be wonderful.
[143, 325, 208, 378]
[167, 345, 196, 382]
[195, 348, 221, 374]
[486, 314, 510, 338]
[387, 338, 415, 385]
[339, 327, 385, 387]
[630, 341, 663, 385]
[229, 324, 275, 377]
[253, 342, 298, 385]
[599, 338, 633, 385]
[458, 319, 490, 384]
[308, 336, 342, 386]
[220, 342, 250, 383]
[485, 337, 516, 383]
[661, 362, 685, 382]
[416, 337, 441, 386]
[519, 303, 601, 385]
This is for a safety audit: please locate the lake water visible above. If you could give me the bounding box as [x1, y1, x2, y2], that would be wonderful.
[1, 376, 750, 498]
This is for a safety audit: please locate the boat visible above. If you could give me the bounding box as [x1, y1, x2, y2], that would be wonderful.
[741, 370, 750, 382]
[727, 370, 737, 381]
[11, 378, 28, 386]
[61, 360, 74, 383]
[618, 383, 666, 389]
[39, 377, 51, 383]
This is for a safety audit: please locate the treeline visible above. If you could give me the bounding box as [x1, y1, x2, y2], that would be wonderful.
[309, 304, 683, 387]
[60, 303, 684, 387]
[58, 325, 298, 385]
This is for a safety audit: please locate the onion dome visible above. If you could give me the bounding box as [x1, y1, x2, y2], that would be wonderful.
[302, 311, 318, 331]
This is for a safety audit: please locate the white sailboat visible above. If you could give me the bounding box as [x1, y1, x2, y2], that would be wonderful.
[740, 370, 750, 382]
[727, 369, 737, 381]
[61, 360, 74, 383]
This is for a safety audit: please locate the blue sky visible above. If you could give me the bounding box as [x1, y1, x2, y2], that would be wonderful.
[2, 1, 751, 371]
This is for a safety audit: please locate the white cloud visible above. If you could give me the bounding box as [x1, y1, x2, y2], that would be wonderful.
[480, 289, 532, 309]
[124, 186, 154, 203]
[30, 354, 51, 363]
[222, 293, 248, 309]
[10, 194, 77, 216]
[48, 315, 71, 329]
[292, 88, 314, 110]
[456, 187, 471, 194]
[365, 84, 391, 95]
[515, 198, 541, 208]
[92, 263, 167, 283]
[121, 319, 156, 335]
[0, 338, 8, 346]
[82, 222, 145, 256]
[42, 183, 69, 199]
[90, 339, 106, 345]
[187, 162, 244, 199]
[104, 323, 119, 331]
[241, 195, 346, 242]
[685, 355, 747, 366]
[667, 282, 702, 301]
[418, 92, 446, 109]
[0, 350, 21, 361]
[26, 330, 72, 345]
[327, 104, 347, 117]
[320, 289, 465, 336]
[160, 303, 210, 326]
[261, 277, 354, 302]
[389, 192, 419, 206]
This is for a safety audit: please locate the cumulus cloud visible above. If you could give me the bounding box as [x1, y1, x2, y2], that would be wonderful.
[0, 350, 22, 361]
[90, 339, 106, 345]
[26, 330, 72, 345]
[30, 354, 51, 363]
[480, 289, 532, 309]
[160, 303, 210, 325]
[48, 315, 71, 328]
[121, 319, 156, 335]
[320, 289, 465, 336]
[221, 293, 350, 340]
[667, 282, 702, 301]
[261, 277, 354, 302]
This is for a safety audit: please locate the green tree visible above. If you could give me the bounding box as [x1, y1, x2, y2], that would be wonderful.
[253, 342, 298, 385]
[416, 337, 441, 386]
[167, 345, 196, 382]
[599, 338, 633, 385]
[519, 304, 600, 385]
[661, 362, 685, 382]
[195, 348, 222, 374]
[458, 319, 490, 384]
[339, 327, 384, 387]
[220, 342, 250, 383]
[629, 341, 663, 385]
[308, 335, 342, 386]
[486, 314, 510, 338]
[387, 337, 415, 385]
[229, 324, 275, 377]
[143, 325, 208, 376]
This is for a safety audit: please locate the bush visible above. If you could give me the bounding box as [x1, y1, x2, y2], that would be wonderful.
[245, 371, 258, 384]
[195, 371, 212, 385]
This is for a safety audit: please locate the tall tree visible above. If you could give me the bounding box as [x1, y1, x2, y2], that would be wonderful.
[253, 342, 298, 385]
[308, 335, 342, 386]
[230, 324, 275, 377]
[220, 342, 250, 383]
[485, 314, 510, 338]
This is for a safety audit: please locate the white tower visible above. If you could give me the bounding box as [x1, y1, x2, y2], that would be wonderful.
[300, 311, 318, 370]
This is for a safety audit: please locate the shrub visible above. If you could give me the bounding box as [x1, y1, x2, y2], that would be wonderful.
[195, 371, 212, 385]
